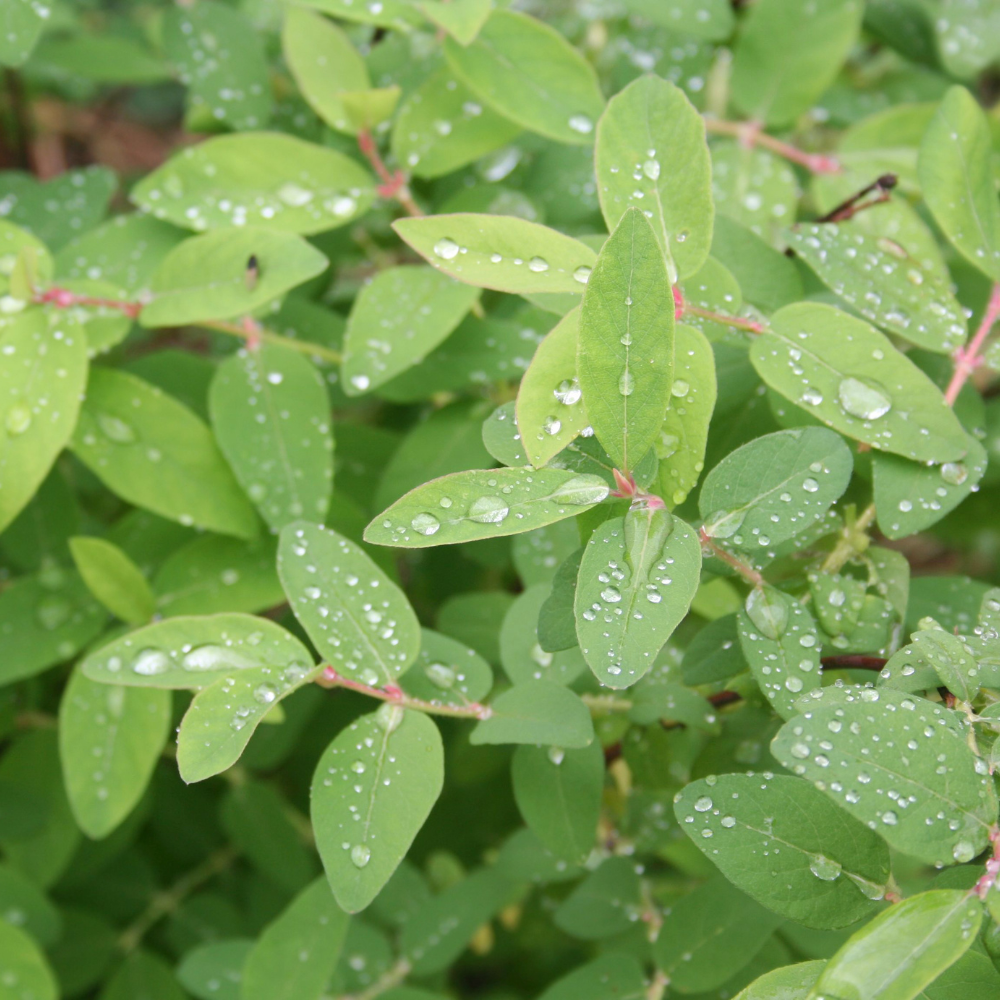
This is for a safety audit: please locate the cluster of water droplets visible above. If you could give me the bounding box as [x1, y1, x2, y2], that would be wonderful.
[711, 144, 798, 245]
[740, 589, 821, 701]
[429, 234, 593, 289]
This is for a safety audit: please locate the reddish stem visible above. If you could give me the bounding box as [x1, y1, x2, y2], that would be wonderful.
[35, 286, 142, 318]
[820, 655, 887, 672]
[698, 526, 765, 588]
[972, 828, 1000, 899]
[357, 128, 423, 218]
[704, 118, 841, 175]
[945, 283, 1000, 406]
[684, 302, 765, 334]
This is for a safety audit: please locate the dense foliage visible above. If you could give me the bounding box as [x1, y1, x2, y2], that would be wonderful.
[4, 1, 1000, 998]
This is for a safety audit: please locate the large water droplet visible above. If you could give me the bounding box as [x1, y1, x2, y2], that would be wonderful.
[278, 182, 313, 206]
[547, 747, 565, 766]
[618, 371, 635, 396]
[704, 508, 745, 539]
[837, 377, 892, 420]
[410, 512, 440, 536]
[671, 379, 690, 398]
[642, 159, 660, 180]
[573, 266, 591, 285]
[745, 587, 789, 640]
[550, 474, 609, 505]
[568, 114, 593, 134]
[468, 495, 509, 524]
[133, 648, 170, 676]
[351, 844, 371, 868]
[601, 586, 622, 603]
[182, 645, 253, 671]
[543, 415, 562, 436]
[375, 702, 404, 733]
[5, 403, 30, 436]
[98, 413, 136, 444]
[693, 795, 713, 812]
[554, 378, 582, 405]
[424, 662, 455, 689]
[433, 238, 460, 260]
[254, 683, 278, 705]
[940, 462, 967, 486]
[952, 840, 976, 863]
[527, 257, 549, 273]
[809, 854, 842, 881]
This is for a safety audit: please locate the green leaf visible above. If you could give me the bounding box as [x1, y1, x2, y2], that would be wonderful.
[700, 428, 852, 550]
[681, 614, 746, 685]
[283, 7, 398, 134]
[500, 583, 586, 686]
[153, 535, 282, 617]
[537, 953, 647, 1000]
[442, 10, 605, 145]
[675, 773, 890, 928]
[731, 0, 864, 127]
[0, 310, 88, 535]
[873, 435, 987, 540]
[918, 86, 1000, 282]
[517, 307, 589, 468]
[0, 921, 57, 1000]
[390, 65, 522, 180]
[0, 0, 49, 67]
[738, 590, 823, 718]
[71, 368, 259, 539]
[295, 0, 422, 30]
[773, 687, 997, 866]
[621, 0, 734, 39]
[241, 877, 350, 1000]
[512, 740, 603, 862]
[278, 521, 420, 686]
[398, 628, 493, 708]
[210, 345, 333, 531]
[553, 856, 642, 939]
[163, 0, 271, 132]
[595, 74, 712, 282]
[577, 207, 673, 472]
[810, 890, 982, 1000]
[364, 467, 609, 548]
[342, 266, 479, 394]
[575, 508, 701, 688]
[68, 536, 154, 625]
[312, 706, 444, 913]
[918, 951, 1000, 1000]
[0, 566, 105, 687]
[935, 0, 1000, 78]
[131, 133, 375, 235]
[177, 940, 252, 1000]
[513, 520, 580, 588]
[787, 223, 967, 354]
[177, 659, 321, 783]
[471, 681, 593, 748]
[733, 962, 824, 1000]
[81, 613, 313, 689]
[58, 668, 169, 838]
[418, 0, 491, 44]
[481, 401, 527, 467]
[627, 681, 719, 730]
[656, 324, 716, 509]
[140, 227, 327, 328]
[712, 215, 803, 313]
[0, 864, 60, 945]
[653, 874, 784, 992]
[393, 214, 596, 296]
[751, 303, 968, 463]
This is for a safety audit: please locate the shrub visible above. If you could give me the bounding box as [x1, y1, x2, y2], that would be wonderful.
[2, 2, 1000, 999]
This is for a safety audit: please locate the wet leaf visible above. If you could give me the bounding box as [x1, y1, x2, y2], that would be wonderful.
[536, 953, 647, 1000]
[554, 856, 642, 939]
[675, 773, 890, 928]
[577, 207, 674, 472]
[69, 536, 154, 624]
[575, 508, 701, 689]
[0, 0, 49, 66]
[0, 921, 58, 1000]
[312, 707, 443, 913]
[471, 681, 593, 748]
[398, 628, 493, 709]
[500, 583, 586, 686]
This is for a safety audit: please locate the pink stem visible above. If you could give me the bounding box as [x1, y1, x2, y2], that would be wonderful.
[945, 283, 1000, 406]
[704, 118, 841, 175]
[35, 286, 142, 318]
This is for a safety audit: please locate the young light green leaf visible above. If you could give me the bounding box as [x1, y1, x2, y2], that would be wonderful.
[364, 467, 609, 548]
[342, 266, 480, 394]
[595, 74, 712, 281]
[131, 133, 374, 235]
[481, 401, 527, 467]
[442, 10, 605, 145]
[512, 740, 603, 863]
[918, 86, 1000, 282]
[294, 0, 422, 30]
[656, 324, 716, 509]
[418, 0, 491, 44]
[653, 874, 783, 991]
[241, 877, 350, 1000]
[390, 65, 521, 180]
[751, 303, 968, 463]
[516, 307, 588, 468]
[0, 566, 105, 687]
[0, 922, 57, 1000]
[283, 7, 398, 134]
[576, 508, 701, 689]
[0, 0, 49, 67]
[177, 660, 321, 783]
[140, 227, 327, 328]
[71, 369, 258, 539]
[500, 583, 586, 686]
[773, 687, 997, 866]
[809, 890, 981, 1000]
[675, 773, 890, 929]
[58, 667, 170, 838]
[731, 0, 864, 127]
[733, 962, 824, 1000]
[873, 435, 987, 540]
[81, 613, 312, 689]
[0, 310, 88, 535]
[68, 536, 154, 625]
[577, 207, 673, 472]
[471, 681, 593, 748]
[210, 344, 333, 531]
[700, 428, 853, 550]
[537, 953, 647, 1000]
[398, 628, 493, 709]
[788, 223, 967, 354]
[393, 214, 596, 296]
[312, 707, 444, 913]
[278, 521, 420, 686]
[738, 591, 822, 718]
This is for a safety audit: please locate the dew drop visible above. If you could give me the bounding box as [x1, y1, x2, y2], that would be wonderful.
[132, 649, 170, 676]
[527, 256, 549, 273]
[572, 266, 592, 285]
[5, 404, 30, 436]
[350, 844, 371, 868]
[468, 495, 509, 524]
[693, 795, 713, 812]
[424, 662, 456, 689]
[618, 371, 635, 396]
[97, 413, 136, 444]
[809, 854, 842, 881]
[547, 747, 565, 766]
[554, 378, 582, 405]
[410, 512, 440, 536]
[568, 114, 593, 134]
[432, 238, 460, 260]
[837, 377, 892, 420]
[940, 462, 967, 486]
